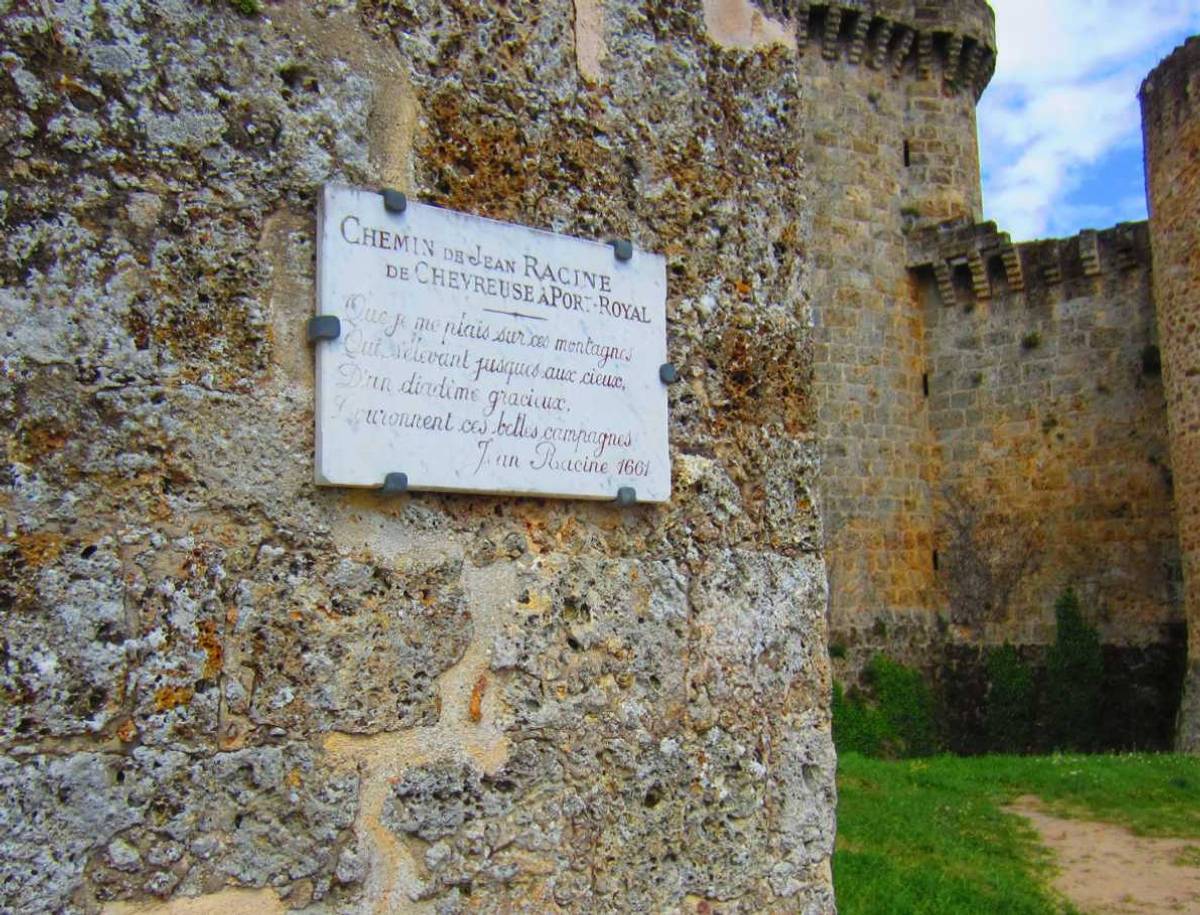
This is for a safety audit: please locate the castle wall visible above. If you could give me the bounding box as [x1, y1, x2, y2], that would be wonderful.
[803, 1, 997, 659]
[917, 222, 1180, 646]
[1142, 37, 1200, 752]
[831, 219, 1185, 703]
[815, 12, 1193, 747]
[0, 1, 838, 910]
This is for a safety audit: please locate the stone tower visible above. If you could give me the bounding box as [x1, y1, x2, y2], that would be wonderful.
[809, 0, 997, 648]
[824, 2, 1184, 756]
[1142, 38, 1200, 751]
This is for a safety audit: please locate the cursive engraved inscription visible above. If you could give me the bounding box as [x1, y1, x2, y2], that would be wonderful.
[314, 184, 670, 501]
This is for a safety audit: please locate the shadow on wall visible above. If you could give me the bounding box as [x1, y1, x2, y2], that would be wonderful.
[833, 590, 1188, 757]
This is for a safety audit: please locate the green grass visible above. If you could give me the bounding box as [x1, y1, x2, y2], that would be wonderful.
[835, 752, 1200, 914]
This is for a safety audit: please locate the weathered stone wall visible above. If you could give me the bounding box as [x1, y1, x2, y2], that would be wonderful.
[807, 0, 996, 658]
[819, 16, 1192, 740]
[831, 218, 1184, 698]
[0, 1, 836, 911]
[828, 216, 1186, 747]
[1143, 36, 1200, 752]
[914, 221, 1180, 646]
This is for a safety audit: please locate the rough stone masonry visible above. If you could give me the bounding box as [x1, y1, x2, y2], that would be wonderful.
[0, 0, 836, 911]
[1143, 37, 1200, 753]
[808, 0, 1200, 759]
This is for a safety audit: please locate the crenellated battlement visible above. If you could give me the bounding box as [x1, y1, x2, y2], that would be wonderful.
[909, 219, 1152, 306]
[752, 0, 996, 97]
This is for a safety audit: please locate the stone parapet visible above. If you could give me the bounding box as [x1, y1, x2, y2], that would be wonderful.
[910, 220, 1152, 307]
[910, 213, 1178, 666]
[751, 0, 996, 96]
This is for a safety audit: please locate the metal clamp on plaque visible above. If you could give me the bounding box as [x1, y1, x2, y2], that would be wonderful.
[659, 363, 680, 385]
[381, 473, 409, 495]
[609, 239, 634, 262]
[307, 315, 341, 343]
[381, 188, 408, 214]
[616, 487, 638, 507]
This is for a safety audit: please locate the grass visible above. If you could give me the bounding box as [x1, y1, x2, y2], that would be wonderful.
[1174, 846, 1200, 867]
[835, 752, 1200, 914]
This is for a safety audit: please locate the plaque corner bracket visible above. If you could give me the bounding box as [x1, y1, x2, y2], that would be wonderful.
[307, 315, 341, 343]
[381, 188, 408, 214]
[608, 239, 634, 262]
[381, 472, 410, 495]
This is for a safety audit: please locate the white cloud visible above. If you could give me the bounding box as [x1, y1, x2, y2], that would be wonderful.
[980, 0, 1200, 240]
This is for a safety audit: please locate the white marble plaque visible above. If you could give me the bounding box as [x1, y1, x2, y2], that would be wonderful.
[314, 184, 670, 502]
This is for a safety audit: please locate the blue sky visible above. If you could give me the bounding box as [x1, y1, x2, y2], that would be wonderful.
[979, 0, 1200, 241]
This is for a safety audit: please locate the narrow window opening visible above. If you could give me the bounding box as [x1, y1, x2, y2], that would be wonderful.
[952, 263, 976, 302]
[903, 139, 911, 167]
[932, 550, 940, 571]
[987, 254, 1010, 295]
[922, 372, 929, 397]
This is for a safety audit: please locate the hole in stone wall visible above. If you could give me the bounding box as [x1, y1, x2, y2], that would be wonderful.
[988, 255, 1010, 296]
[840, 10, 861, 44]
[865, 16, 888, 53]
[643, 784, 664, 808]
[951, 263, 975, 303]
[809, 6, 828, 42]
[903, 139, 911, 167]
[1142, 344, 1163, 376]
[922, 372, 930, 397]
[932, 549, 940, 571]
[958, 37, 978, 85]
[933, 32, 951, 77]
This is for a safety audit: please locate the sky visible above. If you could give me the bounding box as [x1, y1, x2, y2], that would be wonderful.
[979, 0, 1200, 241]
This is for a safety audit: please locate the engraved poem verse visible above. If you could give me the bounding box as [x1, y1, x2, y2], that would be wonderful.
[314, 184, 670, 501]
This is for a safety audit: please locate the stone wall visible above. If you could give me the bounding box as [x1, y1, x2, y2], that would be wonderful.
[1143, 37, 1200, 752]
[0, 1, 835, 911]
[828, 216, 1186, 746]
[913, 220, 1180, 647]
[820, 18, 1192, 742]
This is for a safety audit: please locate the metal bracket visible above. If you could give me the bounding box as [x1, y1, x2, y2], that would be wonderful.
[307, 315, 341, 343]
[615, 486, 638, 507]
[609, 239, 633, 262]
[381, 473, 409, 494]
[381, 188, 408, 214]
[659, 363, 680, 384]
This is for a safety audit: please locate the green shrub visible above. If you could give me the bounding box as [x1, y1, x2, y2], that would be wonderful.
[871, 655, 940, 756]
[833, 682, 887, 757]
[833, 655, 940, 758]
[1045, 588, 1103, 751]
[984, 644, 1035, 753]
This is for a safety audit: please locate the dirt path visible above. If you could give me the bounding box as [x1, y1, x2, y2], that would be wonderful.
[1007, 796, 1200, 914]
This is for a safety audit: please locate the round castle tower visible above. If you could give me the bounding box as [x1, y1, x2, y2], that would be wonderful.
[799, 0, 996, 648]
[1142, 38, 1200, 751]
